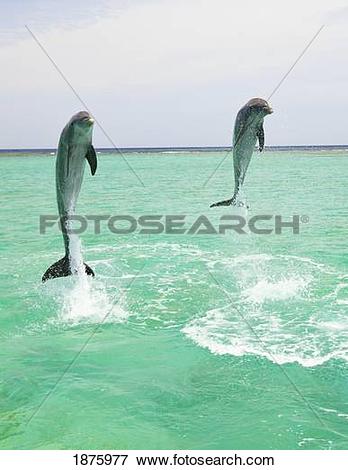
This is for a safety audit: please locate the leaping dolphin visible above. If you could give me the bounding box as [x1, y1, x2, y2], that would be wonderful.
[42, 111, 97, 282]
[210, 98, 273, 208]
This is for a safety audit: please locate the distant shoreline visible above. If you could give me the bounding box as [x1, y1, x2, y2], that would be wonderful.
[0, 145, 348, 155]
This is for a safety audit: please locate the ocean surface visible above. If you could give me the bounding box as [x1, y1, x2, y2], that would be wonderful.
[1, 148, 348, 449]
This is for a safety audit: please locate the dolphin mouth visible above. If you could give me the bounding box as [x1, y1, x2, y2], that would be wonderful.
[83, 116, 94, 126]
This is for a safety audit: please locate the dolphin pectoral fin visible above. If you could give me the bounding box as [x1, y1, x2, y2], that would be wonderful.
[85, 145, 97, 175]
[257, 124, 265, 152]
[42, 256, 71, 282]
[210, 198, 234, 208]
[84, 263, 95, 277]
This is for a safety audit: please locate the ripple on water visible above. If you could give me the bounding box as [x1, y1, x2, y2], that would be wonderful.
[183, 254, 348, 367]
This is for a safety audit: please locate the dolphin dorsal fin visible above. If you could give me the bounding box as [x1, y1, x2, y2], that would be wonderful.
[85, 145, 97, 175]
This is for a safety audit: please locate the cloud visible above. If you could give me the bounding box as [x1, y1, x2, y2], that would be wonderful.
[0, 0, 347, 147]
[0, 0, 118, 43]
[325, 5, 348, 24]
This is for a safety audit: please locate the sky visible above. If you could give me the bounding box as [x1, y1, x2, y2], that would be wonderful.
[0, 0, 348, 148]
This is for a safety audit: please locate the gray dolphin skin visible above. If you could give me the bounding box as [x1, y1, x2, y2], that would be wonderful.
[42, 111, 97, 282]
[210, 98, 273, 208]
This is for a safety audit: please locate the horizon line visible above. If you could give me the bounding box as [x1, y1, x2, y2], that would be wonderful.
[1, 144, 348, 153]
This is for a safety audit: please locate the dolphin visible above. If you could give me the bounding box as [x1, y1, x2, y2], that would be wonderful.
[42, 111, 97, 282]
[210, 98, 273, 208]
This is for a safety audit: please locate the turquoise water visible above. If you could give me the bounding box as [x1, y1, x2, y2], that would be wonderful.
[0, 150, 348, 449]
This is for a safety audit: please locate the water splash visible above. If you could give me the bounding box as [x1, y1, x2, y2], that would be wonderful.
[58, 274, 127, 325]
[68, 233, 85, 277]
[242, 276, 309, 303]
[43, 235, 128, 326]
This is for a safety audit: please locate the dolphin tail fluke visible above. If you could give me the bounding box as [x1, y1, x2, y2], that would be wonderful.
[42, 256, 95, 282]
[210, 198, 234, 208]
[84, 263, 95, 277]
[42, 256, 71, 282]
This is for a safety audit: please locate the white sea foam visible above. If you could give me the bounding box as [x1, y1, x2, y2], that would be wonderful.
[182, 254, 348, 367]
[242, 277, 309, 303]
[183, 305, 347, 367]
[48, 239, 348, 367]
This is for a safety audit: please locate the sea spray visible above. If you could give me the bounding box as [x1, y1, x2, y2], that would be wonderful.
[61, 230, 92, 321]
[41, 232, 128, 325]
[58, 269, 128, 325]
[68, 231, 86, 278]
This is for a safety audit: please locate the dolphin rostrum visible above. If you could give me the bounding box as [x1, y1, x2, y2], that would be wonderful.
[210, 98, 273, 208]
[42, 111, 97, 282]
